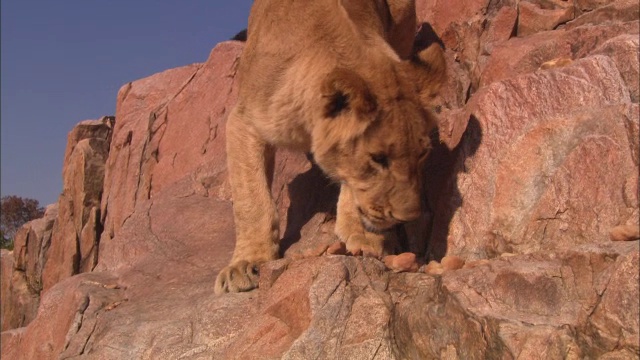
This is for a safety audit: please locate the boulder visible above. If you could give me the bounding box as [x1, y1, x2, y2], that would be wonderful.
[479, 20, 639, 89]
[517, 1, 575, 38]
[393, 242, 639, 358]
[426, 56, 639, 261]
[592, 34, 640, 102]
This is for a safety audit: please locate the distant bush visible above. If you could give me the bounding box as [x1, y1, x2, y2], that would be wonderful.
[0, 229, 12, 250]
[1, 195, 45, 249]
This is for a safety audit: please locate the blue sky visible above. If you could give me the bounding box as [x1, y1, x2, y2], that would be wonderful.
[1, 1, 253, 206]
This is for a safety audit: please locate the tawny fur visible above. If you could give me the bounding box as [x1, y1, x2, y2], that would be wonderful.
[215, 0, 447, 294]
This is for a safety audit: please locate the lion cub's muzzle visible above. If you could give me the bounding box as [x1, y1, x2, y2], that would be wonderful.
[357, 204, 421, 233]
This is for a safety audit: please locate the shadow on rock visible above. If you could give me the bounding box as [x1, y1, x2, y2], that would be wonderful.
[279, 160, 339, 256]
[423, 115, 483, 261]
[413, 22, 446, 53]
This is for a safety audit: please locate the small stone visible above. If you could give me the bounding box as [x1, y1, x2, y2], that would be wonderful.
[609, 224, 640, 242]
[383, 252, 420, 273]
[424, 260, 444, 275]
[441, 255, 465, 271]
[383, 255, 397, 268]
[539, 57, 573, 70]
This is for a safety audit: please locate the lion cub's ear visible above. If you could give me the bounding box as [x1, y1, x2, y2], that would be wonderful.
[408, 43, 447, 106]
[314, 68, 378, 154]
[321, 68, 377, 119]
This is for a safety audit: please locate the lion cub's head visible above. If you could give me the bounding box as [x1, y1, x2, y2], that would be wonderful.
[312, 44, 446, 232]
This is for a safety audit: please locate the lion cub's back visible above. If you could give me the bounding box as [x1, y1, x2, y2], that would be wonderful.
[237, 0, 352, 106]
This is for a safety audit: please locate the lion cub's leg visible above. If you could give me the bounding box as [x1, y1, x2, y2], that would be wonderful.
[335, 183, 385, 258]
[215, 109, 279, 294]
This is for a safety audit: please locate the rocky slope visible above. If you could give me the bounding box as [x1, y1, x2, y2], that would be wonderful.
[1, 0, 638, 358]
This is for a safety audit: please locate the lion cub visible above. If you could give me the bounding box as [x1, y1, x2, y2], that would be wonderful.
[215, 0, 447, 294]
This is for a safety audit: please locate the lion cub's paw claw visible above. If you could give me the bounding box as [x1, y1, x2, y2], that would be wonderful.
[214, 260, 261, 295]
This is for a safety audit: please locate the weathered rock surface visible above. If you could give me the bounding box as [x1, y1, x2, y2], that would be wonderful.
[1, 204, 57, 331]
[42, 116, 114, 291]
[426, 58, 639, 261]
[3, 219, 637, 358]
[2, 0, 639, 358]
[517, 1, 575, 38]
[393, 243, 639, 359]
[2, 117, 113, 332]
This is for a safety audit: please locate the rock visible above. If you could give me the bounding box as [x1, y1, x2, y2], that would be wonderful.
[42, 117, 114, 291]
[98, 43, 240, 250]
[588, 248, 640, 353]
[392, 242, 639, 358]
[424, 260, 444, 275]
[24, 205, 58, 293]
[1, 250, 31, 332]
[258, 259, 290, 291]
[610, 224, 640, 241]
[592, 34, 640, 102]
[3, 1, 640, 358]
[2, 116, 113, 331]
[283, 211, 339, 259]
[517, 1, 575, 38]
[426, 56, 639, 261]
[1, 251, 13, 328]
[12, 205, 57, 283]
[0, 272, 124, 359]
[441, 255, 465, 271]
[97, 40, 331, 266]
[568, 0, 639, 28]
[326, 242, 347, 255]
[575, 0, 618, 12]
[417, 0, 519, 110]
[0, 261, 38, 332]
[383, 253, 420, 272]
[480, 21, 639, 88]
[88, 255, 395, 359]
[539, 56, 574, 70]
[37, 244, 632, 358]
[1, 204, 58, 331]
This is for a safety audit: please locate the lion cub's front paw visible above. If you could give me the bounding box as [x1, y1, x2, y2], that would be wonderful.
[214, 260, 261, 295]
[345, 233, 384, 258]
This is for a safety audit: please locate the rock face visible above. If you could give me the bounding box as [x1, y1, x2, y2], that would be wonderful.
[2, 0, 639, 359]
[1, 205, 57, 331]
[42, 116, 114, 291]
[427, 61, 638, 261]
[1, 117, 113, 332]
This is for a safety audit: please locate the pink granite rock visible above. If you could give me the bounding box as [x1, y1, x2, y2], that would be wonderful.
[2, 1, 639, 358]
[43, 117, 114, 291]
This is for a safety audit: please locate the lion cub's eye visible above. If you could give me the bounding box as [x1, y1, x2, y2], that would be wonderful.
[370, 153, 389, 168]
